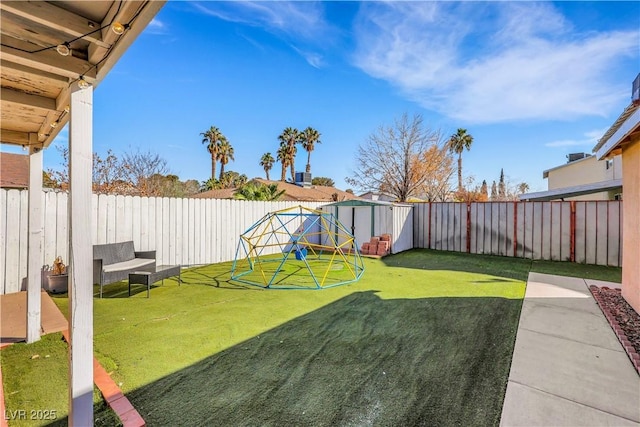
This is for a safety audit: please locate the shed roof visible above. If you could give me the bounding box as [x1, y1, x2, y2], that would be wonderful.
[324, 199, 413, 208]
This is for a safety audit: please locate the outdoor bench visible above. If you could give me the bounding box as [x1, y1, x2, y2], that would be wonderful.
[93, 241, 155, 298]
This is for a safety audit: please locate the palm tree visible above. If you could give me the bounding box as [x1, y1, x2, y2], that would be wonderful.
[447, 128, 474, 192]
[234, 182, 285, 201]
[260, 152, 275, 180]
[200, 126, 225, 181]
[276, 143, 290, 182]
[278, 127, 300, 181]
[300, 127, 321, 173]
[217, 137, 234, 180]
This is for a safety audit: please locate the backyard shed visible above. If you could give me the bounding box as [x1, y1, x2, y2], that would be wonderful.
[322, 200, 414, 254]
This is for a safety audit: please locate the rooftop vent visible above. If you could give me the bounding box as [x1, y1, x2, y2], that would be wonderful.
[295, 172, 312, 187]
[632, 73, 640, 105]
[567, 152, 591, 163]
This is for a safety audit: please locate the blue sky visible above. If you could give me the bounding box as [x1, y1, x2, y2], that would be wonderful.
[5, 1, 639, 192]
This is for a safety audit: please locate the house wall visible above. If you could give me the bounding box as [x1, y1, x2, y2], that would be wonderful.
[621, 140, 640, 313]
[546, 155, 622, 200]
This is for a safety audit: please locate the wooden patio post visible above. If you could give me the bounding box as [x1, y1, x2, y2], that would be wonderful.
[26, 143, 43, 343]
[68, 80, 94, 426]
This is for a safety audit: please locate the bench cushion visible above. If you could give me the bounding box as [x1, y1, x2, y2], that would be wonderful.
[102, 258, 155, 273]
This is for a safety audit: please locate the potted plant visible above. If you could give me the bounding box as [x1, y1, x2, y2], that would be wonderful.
[43, 256, 68, 293]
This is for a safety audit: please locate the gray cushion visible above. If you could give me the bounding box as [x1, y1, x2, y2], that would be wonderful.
[102, 258, 155, 273]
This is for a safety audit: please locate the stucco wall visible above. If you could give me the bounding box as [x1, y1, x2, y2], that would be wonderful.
[621, 139, 640, 314]
[546, 155, 622, 201]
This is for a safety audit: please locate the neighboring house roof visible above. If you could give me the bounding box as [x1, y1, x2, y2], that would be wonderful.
[519, 179, 622, 202]
[594, 102, 640, 159]
[192, 179, 359, 202]
[191, 188, 237, 199]
[0, 152, 29, 189]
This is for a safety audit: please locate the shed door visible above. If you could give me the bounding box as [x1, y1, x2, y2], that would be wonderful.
[353, 207, 372, 249]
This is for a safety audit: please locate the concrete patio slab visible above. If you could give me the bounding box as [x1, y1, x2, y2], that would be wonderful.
[501, 382, 639, 427]
[501, 273, 640, 426]
[526, 272, 592, 296]
[519, 300, 623, 351]
[509, 329, 639, 421]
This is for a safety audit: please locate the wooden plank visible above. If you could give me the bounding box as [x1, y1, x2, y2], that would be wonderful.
[114, 195, 125, 242]
[162, 198, 170, 266]
[43, 191, 57, 266]
[1, 87, 56, 111]
[607, 202, 621, 267]
[0, 191, 6, 294]
[498, 203, 508, 256]
[26, 148, 43, 343]
[481, 204, 490, 254]
[4, 190, 21, 293]
[169, 197, 177, 266]
[188, 198, 196, 265]
[155, 197, 163, 265]
[96, 194, 107, 244]
[90, 194, 98, 245]
[469, 203, 478, 254]
[574, 202, 587, 264]
[68, 81, 94, 425]
[549, 202, 562, 261]
[584, 202, 597, 265]
[106, 194, 116, 242]
[56, 193, 68, 261]
[515, 203, 524, 258]
[18, 190, 28, 291]
[132, 196, 141, 250]
[559, 203, 571, 261]
[139, 196, 148, 251]
[541, 202, 551, 260]
[531, 202, 543, 260]
[197, 199, 205, 265]
[596, 201, 609, 266]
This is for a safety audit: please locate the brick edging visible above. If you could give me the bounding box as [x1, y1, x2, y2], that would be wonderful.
[61, 330, 145, 426]
[589, 285, 640, 375]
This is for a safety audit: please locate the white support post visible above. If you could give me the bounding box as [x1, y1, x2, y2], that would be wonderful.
[26, 144, 43, 343]
[68, 80, 94, 426]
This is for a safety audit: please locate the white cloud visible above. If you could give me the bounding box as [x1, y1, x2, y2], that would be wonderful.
[545, 129, 606, 148]
[192, 1, 330, 67]
[145, 18, 168, 35]
[192, 1, 328, 41]
[353, 2, 638, 124]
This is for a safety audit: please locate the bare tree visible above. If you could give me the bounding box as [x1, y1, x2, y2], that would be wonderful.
[346, 113, 444, 202]
[121, 149, 170, 196]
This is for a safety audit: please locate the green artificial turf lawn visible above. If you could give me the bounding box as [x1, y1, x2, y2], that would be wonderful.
[1, 249, 621, 426]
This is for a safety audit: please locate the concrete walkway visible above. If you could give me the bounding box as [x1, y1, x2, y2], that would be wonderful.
[501, 272, 640, 426]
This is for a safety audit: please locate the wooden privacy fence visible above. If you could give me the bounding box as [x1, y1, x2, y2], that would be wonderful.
[413, 201, 622, 266]
[0, 189, 323, 294]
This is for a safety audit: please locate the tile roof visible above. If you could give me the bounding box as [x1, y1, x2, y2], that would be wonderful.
[192, 179, 360, 202]
[0, 152, 29, 189]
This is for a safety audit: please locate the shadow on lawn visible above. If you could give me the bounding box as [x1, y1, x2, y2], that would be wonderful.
[88, 290, 520, 426]
[382, 249, 533, 282]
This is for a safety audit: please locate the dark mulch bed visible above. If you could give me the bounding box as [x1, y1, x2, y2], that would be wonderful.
[589, 286, 640, 374]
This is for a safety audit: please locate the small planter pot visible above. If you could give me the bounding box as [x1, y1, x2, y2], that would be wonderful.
[45, 274, 68, 294]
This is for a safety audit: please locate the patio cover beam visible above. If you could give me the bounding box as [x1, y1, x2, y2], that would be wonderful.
[26, 143, 43, 343]
[68, 81, 94, 426]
